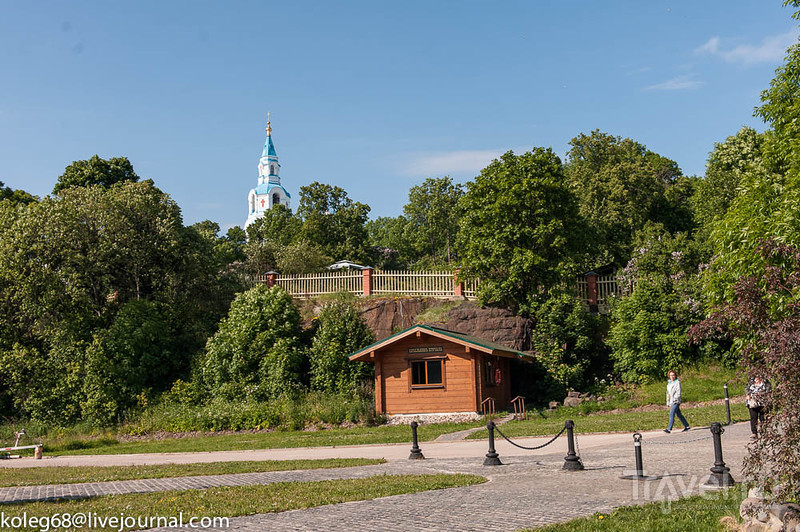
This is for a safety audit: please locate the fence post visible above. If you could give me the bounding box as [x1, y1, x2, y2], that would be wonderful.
[266, 271, 278, 288]
[704, 422, 735, 488]
[562, 420, 584, 471]
[723, 384, 731, 425]
[586, 272, 598, 312]
[362, 267, 374, 296]
[620, 433, 659, 480]
[409, 421, 424, 460]
[453, 268, 464, 298]
[483, 421, 503, 466]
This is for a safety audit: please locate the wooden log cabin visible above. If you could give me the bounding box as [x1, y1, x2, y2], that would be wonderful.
[348, 324, 533, 415]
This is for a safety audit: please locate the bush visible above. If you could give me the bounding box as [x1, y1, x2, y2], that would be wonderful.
[608, 224, 705, 382]
[201, 285, 305, 401]
[124, 390, 377, 434]
[309, 300, 374, 394]
[81, 300, 177, 425]
[530, 293, 608, 393]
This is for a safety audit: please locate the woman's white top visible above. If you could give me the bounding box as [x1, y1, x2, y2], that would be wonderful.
[666, 379, 682, 406]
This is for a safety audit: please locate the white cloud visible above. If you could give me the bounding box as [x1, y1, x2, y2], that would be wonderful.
[402, 149, 506, 178]
[695, 30, 798, 65]
[644, 75, 704, 91]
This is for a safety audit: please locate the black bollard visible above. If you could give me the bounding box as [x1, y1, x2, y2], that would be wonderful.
[483, 421, 503, 466]
[723, 384, 731, 425]
[562, 420, 584, 471]
[704, 422, 735, 487]
[409, 421, 424, 460]
[620, 433, 659, 480]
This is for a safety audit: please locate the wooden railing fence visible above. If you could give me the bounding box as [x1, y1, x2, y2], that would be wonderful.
[248, 269, 620, 310]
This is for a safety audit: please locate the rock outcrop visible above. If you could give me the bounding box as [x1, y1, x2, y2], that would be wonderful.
[359, 298, 435, 341]
[433, 302, 533, 352]
[358, 298, 534, 353]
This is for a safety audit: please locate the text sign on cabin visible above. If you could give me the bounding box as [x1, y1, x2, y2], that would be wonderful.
[407, 346, 444, 354]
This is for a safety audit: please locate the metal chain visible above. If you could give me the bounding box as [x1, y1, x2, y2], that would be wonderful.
[492, 424, 566, 451]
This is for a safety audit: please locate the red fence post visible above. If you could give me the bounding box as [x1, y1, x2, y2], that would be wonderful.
[453, 268, 464, 298]
[586, 272, 598, 312]
[266, 271, 278, 288]
[362, 267, 374, 296]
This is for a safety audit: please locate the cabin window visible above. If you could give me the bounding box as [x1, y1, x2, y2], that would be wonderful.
[411, 360, 443, 387]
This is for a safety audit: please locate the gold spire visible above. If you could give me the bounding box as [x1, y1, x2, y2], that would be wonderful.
[265, 112, 272, 136]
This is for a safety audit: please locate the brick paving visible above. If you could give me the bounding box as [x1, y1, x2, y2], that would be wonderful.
[150, 422, 752, 531]
[1, 423, 752, 531]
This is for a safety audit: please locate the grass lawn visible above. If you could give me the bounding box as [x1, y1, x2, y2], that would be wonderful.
[0, 474, 487, 531]
[528, 488, 744, 531]
[44, 421, 482, 456]
[469, 403, 748, 439]
[0, 458, 384, 487]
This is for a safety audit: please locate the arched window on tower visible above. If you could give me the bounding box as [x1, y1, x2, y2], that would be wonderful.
[272, 193, 280, 207]
[270, 164, 276, 175]
[249, 193, 255, 213]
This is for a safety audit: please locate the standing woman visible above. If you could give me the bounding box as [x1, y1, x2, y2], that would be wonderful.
[664, 369, 690, 433]
[745, 376, 769, 435]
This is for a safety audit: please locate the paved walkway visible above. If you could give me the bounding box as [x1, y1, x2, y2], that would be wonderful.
[0, 427, 686, 468]
[0, 423, 751, 531]
[163, 422, 749, 532]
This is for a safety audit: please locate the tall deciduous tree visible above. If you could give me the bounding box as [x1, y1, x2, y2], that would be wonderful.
[403, 177, 464, 267]
[565, 130, 692, 265]
[53, 155, 139, 194]
[457, 148, 585, 315]
[0, 181, 37, 205]
[297, 182, 373, 265]
[693, 127, 766, 233]
[0, 180, 230, 423]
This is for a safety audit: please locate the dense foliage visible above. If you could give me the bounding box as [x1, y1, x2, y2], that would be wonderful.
[565, 130, 695, 265]
[309, 300, 374, 394]
[529, 293, 608, 392]
[201, 285, 305, 401]
[457, 148, 585, 315]
[606, 224, 707, 381]
[0, 178, 234, 424]
[53, 155, 139, 194]
[691, 240, 800, 503]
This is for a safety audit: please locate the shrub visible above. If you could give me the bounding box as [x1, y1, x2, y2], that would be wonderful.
[201, 285, 305, 401]
[309, 300, 374, 394]
[530, 292, 608, 392]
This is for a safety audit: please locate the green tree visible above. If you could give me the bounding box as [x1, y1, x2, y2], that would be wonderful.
[565, 130, 692, 264]
[245, 205, 301, 245]
[276, 240, 333, 274]
[608, 224, 705, 381]
[530, 292, 608, 393]
[201, 285, 304, 401]
[82, 300, 176, 425]
[366, 216, 414, 269]
[693, 127, 766, 232]
[309, 300, 374, 394]
[403, 177, 464, 267]
[297, 182, 373, 265]
[53, 155, 139, 194]
[457, 148, 585, 315]
[0, 181, 37, 205]
[0, 180, 230, 423]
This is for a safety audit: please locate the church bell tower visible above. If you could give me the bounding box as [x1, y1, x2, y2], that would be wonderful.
[245, 114, 291, 229]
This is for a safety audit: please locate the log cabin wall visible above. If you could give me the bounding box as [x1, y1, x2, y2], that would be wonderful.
[376, 335, 478, 415]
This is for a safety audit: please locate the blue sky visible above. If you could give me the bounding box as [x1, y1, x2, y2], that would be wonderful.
[1, 1, 797, 230]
